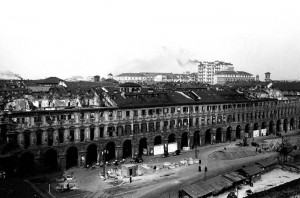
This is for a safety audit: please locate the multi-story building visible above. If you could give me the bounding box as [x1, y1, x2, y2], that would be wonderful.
[0, 81, 299, 176]
[213, 70, 255, 85]
[198, 61, 233, 84]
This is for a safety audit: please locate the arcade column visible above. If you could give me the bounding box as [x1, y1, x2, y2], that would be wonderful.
[64, 128, 70, 143]
[85, 127, 90, 141]
[53, 128, 58, 145]
[94, 125, 100, 140]
[176, 137, 182, 150]
[58, 154, 66, 171]
[115, 146, 123, 160]
[147, 141, 154, 156]
[74, 127, 80, 143]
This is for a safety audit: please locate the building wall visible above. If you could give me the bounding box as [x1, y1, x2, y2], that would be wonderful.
[4, 98, 300, 174]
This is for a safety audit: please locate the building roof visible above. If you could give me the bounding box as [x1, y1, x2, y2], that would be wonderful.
[256, 158, 277, 168]
[223, 171, 246, 183]
[240, 164, 263, 176]
[182, 184, 212, 198]
[116, 73, 146, 77]
[215, 70, 253, 76]
[37, 77, 63, 84]
[272, 81, 300, 92]
[119, 82, 142, 88]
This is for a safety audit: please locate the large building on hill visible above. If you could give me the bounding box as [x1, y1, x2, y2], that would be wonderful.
[0, 80, 300, 176]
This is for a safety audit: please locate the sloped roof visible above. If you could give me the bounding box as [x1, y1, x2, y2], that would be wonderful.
[256, 158, 277, 168]
[37, 77, 62, 84]
[215, 70, 253, 76]
[240, 164, 263, 176]
[272, 81, 300, 91]
[119, 82, 142, 87]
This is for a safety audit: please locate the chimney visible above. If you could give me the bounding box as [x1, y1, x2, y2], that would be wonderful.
[265, 72, 271, 82]
[94, 75, 100, 82]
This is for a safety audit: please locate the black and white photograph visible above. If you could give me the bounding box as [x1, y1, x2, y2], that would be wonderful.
[0, 0, 300, 197]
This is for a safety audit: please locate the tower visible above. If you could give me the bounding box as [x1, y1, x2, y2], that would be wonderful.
[265, 72, 271, 82]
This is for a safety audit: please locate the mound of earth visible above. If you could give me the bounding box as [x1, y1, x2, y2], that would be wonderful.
[208, 147, 258, 160]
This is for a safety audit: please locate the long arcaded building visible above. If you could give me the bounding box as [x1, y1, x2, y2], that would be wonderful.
[0, 81, 299, 175]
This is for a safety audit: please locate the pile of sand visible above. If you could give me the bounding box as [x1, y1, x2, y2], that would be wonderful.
[208, 147, 258, 160]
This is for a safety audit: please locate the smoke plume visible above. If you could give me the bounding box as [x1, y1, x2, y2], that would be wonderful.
[0, 71, 22, 79]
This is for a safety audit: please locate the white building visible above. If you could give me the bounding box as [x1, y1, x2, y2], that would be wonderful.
[213, 70, 255, 85]
[198, 61, 233, 84]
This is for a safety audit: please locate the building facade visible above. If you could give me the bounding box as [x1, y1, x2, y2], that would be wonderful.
[1, 85, 300, 176]
[198, 61, 233, 84]
[213, 71, 255, 85]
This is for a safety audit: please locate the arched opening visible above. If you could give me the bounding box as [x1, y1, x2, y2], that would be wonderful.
[236, 125, 241, 139]
[47, 128, 54, 146]
[86, 144, 97, 166]
[24, 131, 31, 149]
[154, 136, 162, 145]
[18, 152, 35, 176]
[261, 122, 266, 129]
[181, 132, 188, 148]
[226, 127, 232, 142]
[105, 142, 116, 161]
[44, 149, 58, 172]
[290, 118, 294, 130]
[58, 127, 64, 143]
[123, 140, 132, 159]
[168, 133, 176, 143]
[276, 120, 281, 132]
[139, 138, 147, 156]
[253, 123, 259, 130]
[90, 126, 95, 141]
[36, 130, 42, 146]
[283, 119, 288, 133]
[216, 128, 222, 143]
[66, 146, 78, 169]
[205, 129, 211, 145]
[193, 131, 200, 147]
[269, 121, 274, 135]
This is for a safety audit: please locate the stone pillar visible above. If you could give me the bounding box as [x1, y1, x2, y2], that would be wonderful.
[163, 140, 168, 154]
[75, 113, 79, 123]
[17, 132, 24, 148]
[53, 128, 58, 145]
[231, 129, 236, 140]
[94, 126, 100, 140]
[64, 128, 70, 143]
[75, 127, 80, 143]
[103, 126, 108, 138]
[42, 131, 48, 145]
[97, 148, 100, 163]
[189, 135, 194, 148]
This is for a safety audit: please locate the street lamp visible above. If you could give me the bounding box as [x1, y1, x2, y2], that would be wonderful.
[102, 149, 108, 179]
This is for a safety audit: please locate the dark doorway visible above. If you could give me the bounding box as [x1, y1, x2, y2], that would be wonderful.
[290, 118, 295, 130]
[44, 149, 58, 172]
[123, 140, 132, 158]
[276, 120, 281, 132]
[24, 131, 31, 149]
[181, 132, 188, 148]
[48, 128, 54, 146]
[66, 146, 78, 169]
[283, 119, 288, 132]
[193, 131, 200, 147]
[139, 138, 147, 156]
[18, 152, 35, 176]
[86, 144, 97, 166]
[269, 121, 274, 135]
[216, 128, 222, 143]
[105, 142, 116, 161]
[226, 127, 232, 141]
[205, 129, 211, 145]
[253, 123, 259, 130]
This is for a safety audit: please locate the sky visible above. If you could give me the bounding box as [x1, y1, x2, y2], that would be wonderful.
[0, 0, 300, 80]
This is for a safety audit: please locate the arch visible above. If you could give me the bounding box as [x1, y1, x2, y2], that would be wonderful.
[193, 131, 200, 147]
[276, 119, 281, 132]
[290, 117, 295, 130]
[66, 146, 78, 169]
[18, 152, 35, 176]
[168, 133, 176, 143]
[226, 127, 232, 142]
[236, 125, 242, 140]
[86, 143, 97, 166]
[205, 129, 211, 145]
[44, 148, 58, 172]
[283, 119, 288, 133]
[154, 136, 162, 145]
[181, 132, 188, 148]
[105, 142, 116, 161]
[139, 137, 147, 156]
[216, 128, 222, 143]
[123, 139, 132, 159]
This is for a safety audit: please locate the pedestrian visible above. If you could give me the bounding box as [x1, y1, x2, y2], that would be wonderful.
[198, 166, 201, 172]
[129, 176, 132, 183]
[199, 159, 201, 164]
[153, 165, 156, 170]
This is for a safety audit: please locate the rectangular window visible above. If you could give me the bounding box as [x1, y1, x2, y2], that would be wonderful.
[171, 107, 175, 113]
[90, 113, 95, 119]
[117, 111, 122, 118]
[126, 111, 130, 117]
[80, 112, 84, 119]
[68, 114, 72, 120]
[195, 106, 199, 112]
[183, 107, 188, 113]
[149, 123, 154, 132]
[156, 122, 160, 131]
[109, 111, 113, 117]
[148, 109, 154, 115]
[156, 109, 161, 115]
[142, 110, 146, 116]
[134, 110, 138, 116]
[177, 107, 181, 113]
[99, 112, 104, 117]
[163, 108, 169, 114]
